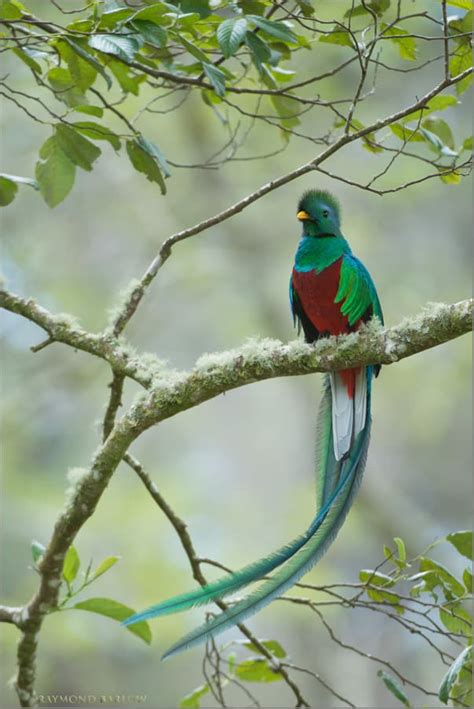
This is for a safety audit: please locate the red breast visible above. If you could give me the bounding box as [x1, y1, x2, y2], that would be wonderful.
[292, 259, 351, 336]
[292, 260, 362, 398]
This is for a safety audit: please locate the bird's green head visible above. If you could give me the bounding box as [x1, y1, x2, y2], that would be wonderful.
[296, 189, 342, 238]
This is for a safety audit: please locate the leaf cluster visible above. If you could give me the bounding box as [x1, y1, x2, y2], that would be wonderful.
[0, 0, 472, 206]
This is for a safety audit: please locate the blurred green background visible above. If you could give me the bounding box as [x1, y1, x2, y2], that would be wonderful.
[1, 1, 472, 706]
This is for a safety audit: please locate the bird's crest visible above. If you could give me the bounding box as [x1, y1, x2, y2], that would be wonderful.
[298, 190, 341, 222]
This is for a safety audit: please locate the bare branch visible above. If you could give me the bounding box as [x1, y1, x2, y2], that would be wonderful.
[126, 453, 310, 707]
[0, 288, 152, 388]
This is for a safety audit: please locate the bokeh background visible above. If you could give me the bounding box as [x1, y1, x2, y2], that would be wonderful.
[1, 1, 472, 706]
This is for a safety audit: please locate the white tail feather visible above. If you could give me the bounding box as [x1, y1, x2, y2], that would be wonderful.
[353, 368, 367, 437]
[330, 372, 353, 460]
[330, 369, 368, 461]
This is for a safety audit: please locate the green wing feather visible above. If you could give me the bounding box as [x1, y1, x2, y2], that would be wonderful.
[335, 254, 383, 326]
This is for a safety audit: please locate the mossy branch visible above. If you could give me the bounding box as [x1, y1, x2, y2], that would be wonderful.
[133, 299, 473, 429]
[2, 288, 471, 412]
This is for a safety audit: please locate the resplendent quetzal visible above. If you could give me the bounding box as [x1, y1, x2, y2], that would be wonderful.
[124, 189, 383, 659]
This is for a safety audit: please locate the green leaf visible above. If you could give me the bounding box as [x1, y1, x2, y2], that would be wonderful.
[446, 0, 472, 9]
[62, 38, 113, 89]
[126, 139, 166, 194]
[13, 47, 42, 74]
[438, 645, 472, 704]
[360, 570, 395, 587]
[360, 569, 403, 609]
[381, 23, 417, 61]
[271, 66, 296, 81]
[91, 556, 121, 581]
[56, 39, 97, 91]
[438, 168, 462, 184]
[73, 122, 121, 151]
[422, 117, 456, 152]
[345, 0, 391, 17]
[271, 94, 300, 139]
[345, 118, 383, 152]
[55, 125, 101, 172]
[129, 2, 171, 25]
[130, 19, 167, 48]
[31, 540, 46, 564]
[419, 127, 457, 156]
[98, 7, 134, 29]
[390, 123, 425, 142]
[245, 31, 272, 64]
[439, 604, 472, 636]
[88, 33, 140, 63]
[73, 105, 104, 118]
[377, 670, 411, 707]
[137, 136, 170, 177]
[319, 29, 353, 48]
[217, 17, 248, 58]
[235, 658, 283, 683]
[448, 11, 473, 42]
[449, 44, 472, 95]
[47, 67, 86, 107]
[403, 95, 459, 123]
[0, 0, 22, 20]
[127, 2, 170, 24]
[35, 136, 76, 208]
[179, 0, 211, 16]
[108, 59, 145, 95]
[418, 558, 465, 596]
[447, 531, 473, 560]
[269, 40, 291, 61]
[0, 177, 18, 206]
[177, 34, 209, 62]
[295, 0, 315, 17]
[63, 545, 80, 583]
[248, 15, 297, 43]
[202, 62, 226, 97]
[238, 0, 266, 14]
[228, 652, 237, 674]
[462, 136, 473, 152]
[463, 568, 473, 592]
[73, 597, 152, 644]
[179, 684, 209, 708]
[242, 639, 287, 658]
[394, 537, 406, 563]
[450, 666, 473, 707]
[258, 63, 278, 89]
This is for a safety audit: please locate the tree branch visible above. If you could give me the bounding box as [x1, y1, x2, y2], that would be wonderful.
[131, 299, 473, 430]
[0, 605, 24, 626]
[0, 288, 154, 388]
[11, 410, 148, 707]
[126, 452, 310, 707]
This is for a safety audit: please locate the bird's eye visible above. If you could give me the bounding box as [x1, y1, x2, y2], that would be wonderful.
[322, 210, 329, 218]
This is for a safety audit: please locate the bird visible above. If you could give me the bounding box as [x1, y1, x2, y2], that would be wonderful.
[123, 189, 383, 659]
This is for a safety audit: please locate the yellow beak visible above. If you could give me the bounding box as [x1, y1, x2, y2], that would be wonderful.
[297, 210, 310, 221]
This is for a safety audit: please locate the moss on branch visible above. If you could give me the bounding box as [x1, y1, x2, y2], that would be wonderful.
[133, 299, 473, 428]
